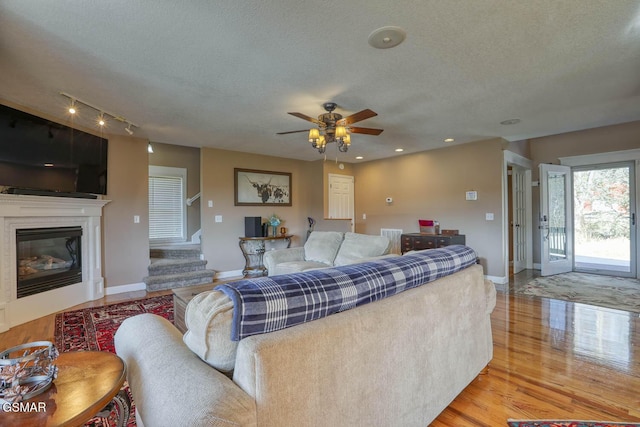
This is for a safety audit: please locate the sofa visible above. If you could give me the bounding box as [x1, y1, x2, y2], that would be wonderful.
[263, 230, 392, 276]
[115, 246, 496, 427]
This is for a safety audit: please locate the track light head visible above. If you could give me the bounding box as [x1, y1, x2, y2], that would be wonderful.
[124, 124, 134, 135]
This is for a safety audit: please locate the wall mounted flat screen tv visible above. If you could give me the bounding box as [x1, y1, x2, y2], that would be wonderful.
[0, 104, 108, 196]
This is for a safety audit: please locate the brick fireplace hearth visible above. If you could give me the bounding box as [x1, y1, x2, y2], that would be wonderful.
[0, 194, 109, 331]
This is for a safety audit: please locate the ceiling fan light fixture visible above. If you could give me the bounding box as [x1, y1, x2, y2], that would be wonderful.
[278, 102, 382, 155]
[308, 128, 320, 142]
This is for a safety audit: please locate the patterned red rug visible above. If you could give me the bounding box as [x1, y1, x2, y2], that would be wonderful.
[508, 421, 640, 427]
[54, 294, 174, 427]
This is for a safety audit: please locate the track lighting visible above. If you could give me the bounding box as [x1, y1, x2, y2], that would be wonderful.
[147, 142, 154, 153]
[60, 92, 139, 136]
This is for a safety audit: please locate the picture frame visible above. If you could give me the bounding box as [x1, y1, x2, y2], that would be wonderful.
[234, 168, 292, 206]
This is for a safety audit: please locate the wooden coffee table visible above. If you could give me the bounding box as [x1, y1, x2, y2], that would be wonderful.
[3, 350, 128, 427]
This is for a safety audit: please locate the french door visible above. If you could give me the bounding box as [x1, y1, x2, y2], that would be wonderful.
[511, 167, 528, 274]
[573, 162, 636, 277]
[539, 164, 573, 276]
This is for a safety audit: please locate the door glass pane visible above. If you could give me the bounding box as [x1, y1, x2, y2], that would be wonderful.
[547, 172, 567, 261]
[573, 165, 631, 273]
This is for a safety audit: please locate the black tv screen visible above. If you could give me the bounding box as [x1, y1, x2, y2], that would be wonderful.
[0, 104, 108, 195]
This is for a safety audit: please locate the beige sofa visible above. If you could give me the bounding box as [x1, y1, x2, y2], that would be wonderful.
[115, 254, 496, 427]
[263, 231, 391, 276]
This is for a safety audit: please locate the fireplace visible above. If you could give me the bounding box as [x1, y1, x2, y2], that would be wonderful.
[0, 194, 109, 332]
[16, 226, 83, 298]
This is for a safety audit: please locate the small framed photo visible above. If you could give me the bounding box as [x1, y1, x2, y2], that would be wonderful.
[234, 168, 292, 206]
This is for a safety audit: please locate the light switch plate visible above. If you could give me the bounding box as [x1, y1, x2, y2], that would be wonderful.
[485, 213, 494, 221]
[215, 215, 223, 223]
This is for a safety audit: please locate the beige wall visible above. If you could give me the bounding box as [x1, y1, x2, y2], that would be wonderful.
[200, 148, 350, 273]
[149, 142, 201, 239]
[352, 138, 506, 277]
[529, 119, 640, 264]
[103, 135, 150, 287]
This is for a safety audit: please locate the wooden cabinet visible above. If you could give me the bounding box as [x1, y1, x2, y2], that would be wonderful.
[401, 233, 465, 254]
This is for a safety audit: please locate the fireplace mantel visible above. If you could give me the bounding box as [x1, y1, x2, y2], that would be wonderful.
[0, 194, 110, 332]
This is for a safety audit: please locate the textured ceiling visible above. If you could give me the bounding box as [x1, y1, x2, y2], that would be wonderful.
[1, 1, 639, 162]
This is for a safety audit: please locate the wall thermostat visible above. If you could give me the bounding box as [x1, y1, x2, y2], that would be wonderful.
[465, 191, 478, 201]
[385, 197, 393, 203]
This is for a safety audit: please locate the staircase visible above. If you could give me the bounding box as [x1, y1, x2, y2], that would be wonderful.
[144, 244, 216, 292]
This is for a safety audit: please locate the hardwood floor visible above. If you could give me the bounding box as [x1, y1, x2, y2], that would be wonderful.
[1, 274, 638, 426]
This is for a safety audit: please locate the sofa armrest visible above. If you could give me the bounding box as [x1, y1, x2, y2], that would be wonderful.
[263, 247, 305, 275]
[114, 313, 256, 427]
[484, 278, 497, 315]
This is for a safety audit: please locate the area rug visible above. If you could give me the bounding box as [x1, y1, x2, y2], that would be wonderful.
[508, 421, 640, 427]
[521, 272, 640, 314]
[54, 294, 174, 427]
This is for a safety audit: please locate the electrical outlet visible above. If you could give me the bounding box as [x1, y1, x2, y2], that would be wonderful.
[362, 213, 367, 220]
[133, 215, 140, 224]
[485, 213, 494, 221]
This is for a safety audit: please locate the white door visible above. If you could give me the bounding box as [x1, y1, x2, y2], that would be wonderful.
[539, 164, 573, 276]
[512, 167, 527, 274]
[328, 174, 354, 232]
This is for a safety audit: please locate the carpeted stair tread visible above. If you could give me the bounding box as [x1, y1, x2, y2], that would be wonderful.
[147, 258, 208, 276]
[144, 269, 216, 291]
[150, 246, 202, 259]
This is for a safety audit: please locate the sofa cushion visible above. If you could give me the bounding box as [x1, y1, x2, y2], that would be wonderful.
[303, 231, 344, 265]
[334, 232, 391, 266]
[272, 260, 332, 276]
[183, 290, 237, 373]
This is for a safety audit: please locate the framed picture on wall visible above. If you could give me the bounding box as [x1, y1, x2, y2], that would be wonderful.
[234, 168, 292, 206]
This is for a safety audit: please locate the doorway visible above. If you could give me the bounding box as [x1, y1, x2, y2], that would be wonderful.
[573, 162, 636, 277]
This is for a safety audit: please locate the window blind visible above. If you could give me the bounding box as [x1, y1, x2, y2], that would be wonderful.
[149, 175, 184, 241]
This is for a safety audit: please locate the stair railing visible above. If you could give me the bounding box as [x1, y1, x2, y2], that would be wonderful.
[186, 192, 201, 207]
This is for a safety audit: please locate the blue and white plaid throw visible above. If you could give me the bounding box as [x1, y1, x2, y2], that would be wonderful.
[215, 245, 477, 341]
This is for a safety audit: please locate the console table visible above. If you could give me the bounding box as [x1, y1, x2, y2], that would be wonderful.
[239, 235, 293, 277]
[401, 233, 465, 254]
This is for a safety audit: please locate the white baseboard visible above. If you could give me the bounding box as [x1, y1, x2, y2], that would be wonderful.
[105, 282, 146, 295]
[216, 269, 244, 279]
[485, 275, 508, 285]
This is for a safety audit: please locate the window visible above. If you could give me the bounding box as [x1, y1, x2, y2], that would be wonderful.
[149, 166, 187, 243]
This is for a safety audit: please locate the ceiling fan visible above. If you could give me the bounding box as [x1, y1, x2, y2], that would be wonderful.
[277, 102, 383, 153]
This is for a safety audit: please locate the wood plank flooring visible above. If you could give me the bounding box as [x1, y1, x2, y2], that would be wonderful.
[1, 275, 638, 426]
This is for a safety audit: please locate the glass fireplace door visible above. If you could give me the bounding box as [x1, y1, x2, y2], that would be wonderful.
[16, 226, 82, 298]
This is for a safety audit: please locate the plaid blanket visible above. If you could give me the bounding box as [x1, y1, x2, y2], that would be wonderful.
[215, 245, 477, 341]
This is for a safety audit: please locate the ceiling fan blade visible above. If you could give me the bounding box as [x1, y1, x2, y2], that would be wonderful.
[277, 129, 310, 135]
[349, 126, 384, 135]
[337, 109, 377, 125]
[288, 112, 323, 126]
